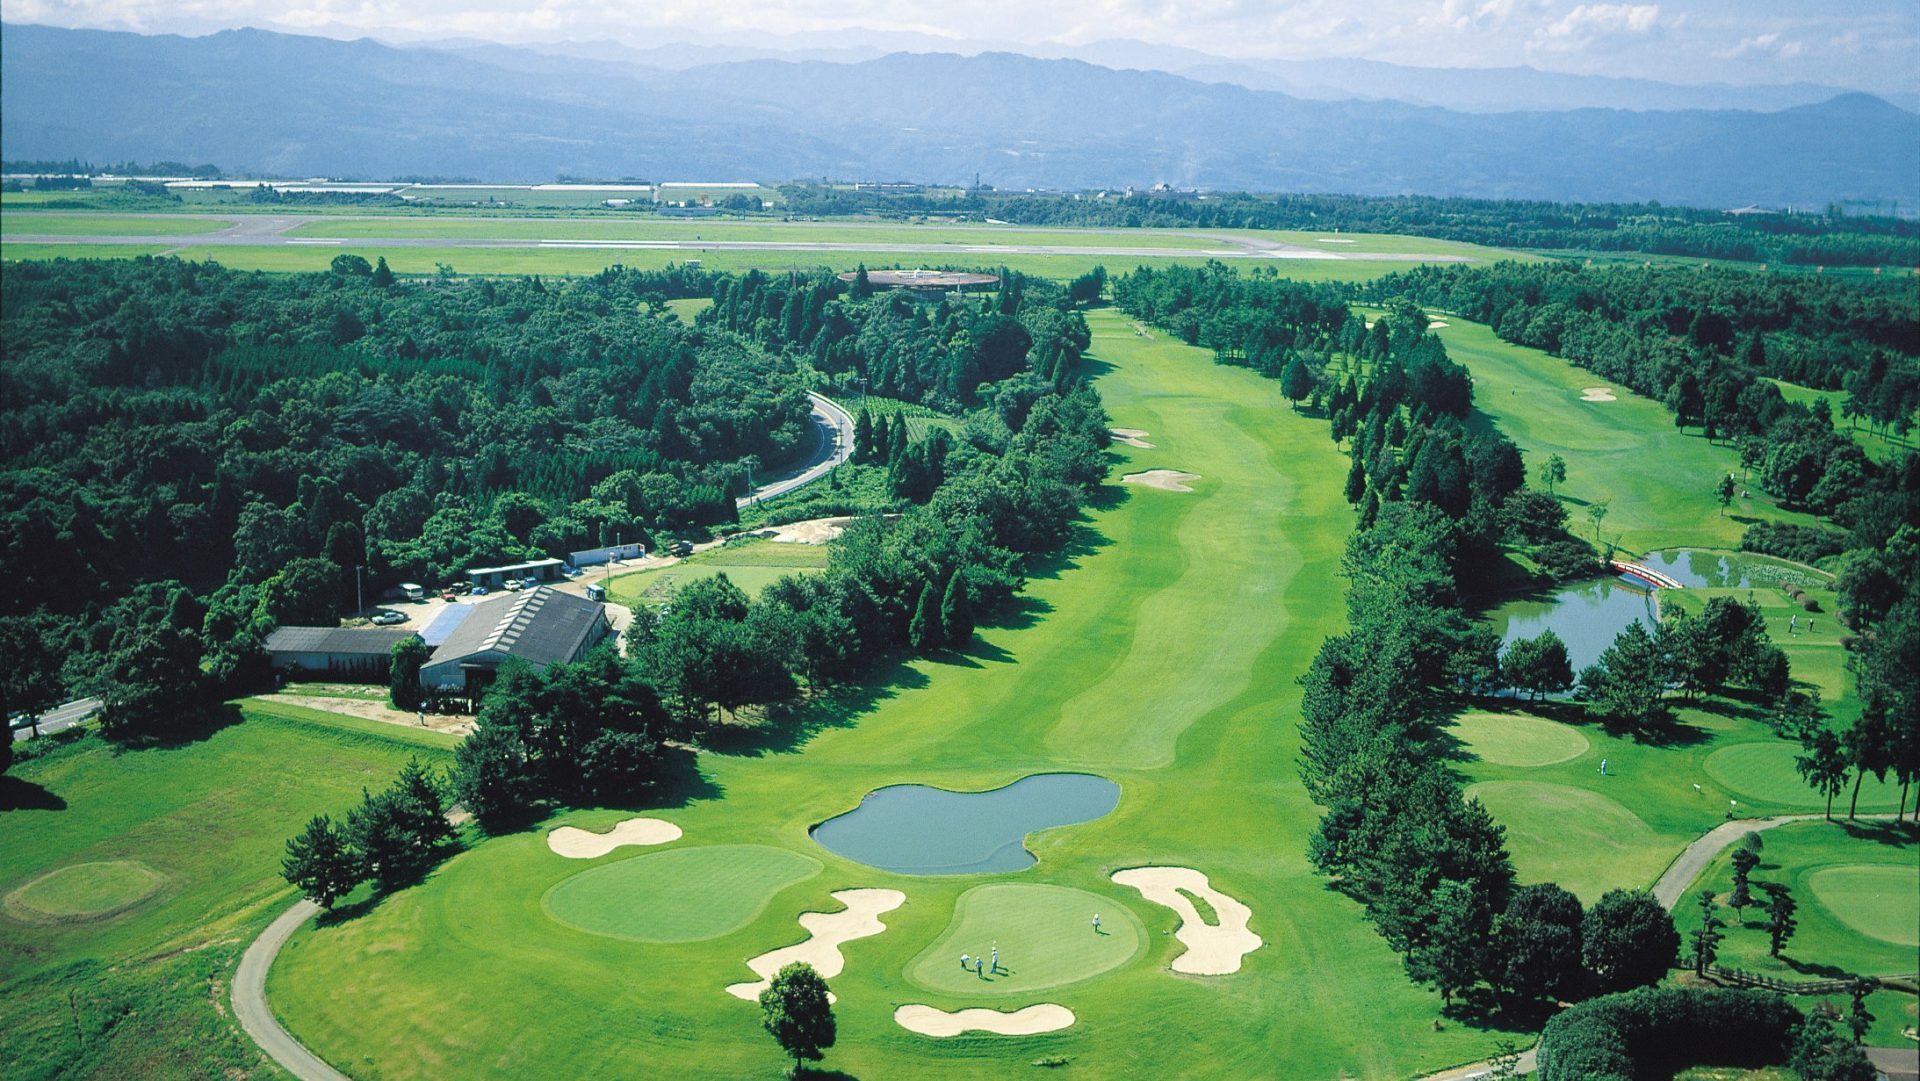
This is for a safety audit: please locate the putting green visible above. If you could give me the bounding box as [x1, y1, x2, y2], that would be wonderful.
[1465, 782, 1665, 903]
[906, 884, 1145, 996]
[1704, 742, 1903, 809]
[1807, 865, 1920, 947]
[542, 845, 821, 943]
[1451, 711, 1590, 767]
[4, 860, 166, 922]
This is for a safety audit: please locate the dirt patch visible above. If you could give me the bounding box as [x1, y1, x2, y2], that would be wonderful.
[546, 817, 683, 859]
[1580, 387, 1619, 402]
[766, 516, 853, 544]
[894, 1003, 1075, 1037]
[726, 888, 905, 1003]
[272, 693, 475, 736]
[1427, 319, 1451, 328]
[1109, 428, 1155, 449]
[1121, 470, 1201, 493]
[1111, 866, 1262, 976]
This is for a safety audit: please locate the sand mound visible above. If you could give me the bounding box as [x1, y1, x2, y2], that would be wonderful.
[1580, 387, 1619, 402]
[546, 817, 683, 859]
[1427, 319, 1451, 328]
[1109, 428, 1156, 449]
[894, 1003, 1076, 1037]
[767, 516, 851, 544]
[725, 888, 906, 1002]
[1121, 470, 1200, 493]
[1111, 867, 1261, 975]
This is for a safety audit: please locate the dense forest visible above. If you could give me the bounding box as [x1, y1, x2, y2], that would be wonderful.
[1114, 262, 1920, 1013]
[782, 187, 1920, 269]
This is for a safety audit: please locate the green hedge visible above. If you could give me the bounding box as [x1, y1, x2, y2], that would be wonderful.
[1537, 986, 1799, 1081]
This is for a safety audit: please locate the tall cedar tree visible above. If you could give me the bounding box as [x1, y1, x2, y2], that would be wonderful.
[940, 571, 974, 648]
[909, 582, 943, 652]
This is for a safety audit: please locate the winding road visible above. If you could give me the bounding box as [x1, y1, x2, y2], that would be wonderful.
[739, 392, 854, 509]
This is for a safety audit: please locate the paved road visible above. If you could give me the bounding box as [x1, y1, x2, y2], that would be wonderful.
[233, 898, 353, 1081]
[740, 392, 854, 509]
[10, 696, 103, 743]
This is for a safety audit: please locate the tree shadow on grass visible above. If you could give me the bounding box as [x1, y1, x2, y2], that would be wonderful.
[697, 661, 931, 759]
[982, 593, 1053, 633]
[0, 775, 66, 811]
[1022, 520, 1115, 586]
[105, 701, 247, 753]
[793, 1067, 863, 1081]
[1835, 818, 1918, 849]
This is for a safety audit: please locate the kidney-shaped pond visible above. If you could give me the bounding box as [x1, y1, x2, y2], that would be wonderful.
[810, 773, 1120, 875]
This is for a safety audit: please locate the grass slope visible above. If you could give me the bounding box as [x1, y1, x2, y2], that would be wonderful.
[0, 704, 456, 1080]
[606, 540, 830, 609]
[269, 307, 1535, 1079]
[544, 844, 823, 943]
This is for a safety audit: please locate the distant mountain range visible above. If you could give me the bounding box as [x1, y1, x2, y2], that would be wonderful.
[4, 23, 1916, 207]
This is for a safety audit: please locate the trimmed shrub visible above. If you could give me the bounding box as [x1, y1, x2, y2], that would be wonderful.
[1537, 986, 1802, 1081]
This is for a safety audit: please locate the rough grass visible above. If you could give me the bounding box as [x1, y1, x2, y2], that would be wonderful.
[905, 883, 1144, 996]
[543, 844, 822, 943]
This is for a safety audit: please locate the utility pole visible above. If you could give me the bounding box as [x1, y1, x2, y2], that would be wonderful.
[355, 564, 364, 615]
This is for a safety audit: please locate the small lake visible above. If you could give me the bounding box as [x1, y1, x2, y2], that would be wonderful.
[1489, 576, 1659, 674]
[1638, 549, 1759, 589]
[809, 773, 1120, 876]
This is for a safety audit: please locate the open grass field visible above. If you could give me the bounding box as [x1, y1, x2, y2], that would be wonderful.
[606, 540, 831, 609]
[266, 306, 1562, 1080]
[1433, 318, 1829, 555]
[0, 212, 231, 235]
[0, 701, 456, 1080]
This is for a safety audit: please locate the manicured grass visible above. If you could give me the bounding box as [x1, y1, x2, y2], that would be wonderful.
[270, 307, 1542, 1080]
[4, 860, 166, 921]
[0, 704, 457, 1080]
[663, 297, 712, 322]
[1451, 710, 1591, 767]
[543, 845, 822, 943]
[0, 212, 230, 236]
[1806, 865, 1919, 946]
[286, 216, 1223, 249]
[1434, 318, 1828, 554]
[1703, 742, 1901, 810]
[606, 541, 830, 608]
[2, 242, 177, 262]
[905, 883, 1144, 996]
[1465, 780, 1669, 903]
[1673, 821, 1918, 981]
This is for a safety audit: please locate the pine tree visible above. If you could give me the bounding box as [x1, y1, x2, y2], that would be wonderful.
[940, 571, 974, 648]
[371, 256, 394, 288]
[282, 814, 363, 909]
[1761, 882, 1798, 957]
[853, 408, 874, 464]
[1689, 890, 1725, 975]
[909, 582, 943, 652]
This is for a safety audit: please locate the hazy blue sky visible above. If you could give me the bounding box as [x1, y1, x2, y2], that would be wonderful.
[5, 0, 1915, 91]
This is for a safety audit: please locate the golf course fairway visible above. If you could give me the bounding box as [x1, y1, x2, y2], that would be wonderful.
[267, 307, 1538, 1079]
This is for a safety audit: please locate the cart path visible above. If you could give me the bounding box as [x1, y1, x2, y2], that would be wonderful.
[233, 898, 354, 1081]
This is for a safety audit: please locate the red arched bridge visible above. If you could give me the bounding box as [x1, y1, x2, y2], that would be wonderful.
[1611, 559, 1683, 590]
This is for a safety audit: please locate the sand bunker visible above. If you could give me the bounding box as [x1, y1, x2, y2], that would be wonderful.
[725, 888, 906, 1002]
[1121, 470, 1200, 493]
[1315, 238, 1357, 244]
[1427, 319, 1451, 328]
[546, 817, 683, 858]
[894, 1003, 1076, 1037]
[1580, 387, 1619, 402]
[1111, 867, 1261, 975]
[1109, 427, 1156, 449]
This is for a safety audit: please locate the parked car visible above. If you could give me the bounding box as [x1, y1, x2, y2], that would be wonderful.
[505, 579, 524, 591]
[449, 581, 472, 595]
[670, 540, 694, 557]
[472, 585, 489, 596]
[370, 610, 406, 625]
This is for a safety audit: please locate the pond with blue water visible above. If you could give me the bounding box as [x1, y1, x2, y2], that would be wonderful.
[1488, 575, 1660, 674]
[809, 773, 1120, 875]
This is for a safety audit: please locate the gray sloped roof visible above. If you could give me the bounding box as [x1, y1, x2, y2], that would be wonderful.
[426, 587, 606, 670]
[264, 626, 413, 656]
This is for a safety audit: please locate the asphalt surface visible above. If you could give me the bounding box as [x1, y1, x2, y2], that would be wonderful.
[234, 898, 354, 1081]
[742, 392, 855, 508]
[10, 696, 103, 742]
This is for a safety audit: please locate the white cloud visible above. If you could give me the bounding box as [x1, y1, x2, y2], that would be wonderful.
[1715, 30, 1804, 60]
[1529, 3, 1661, 53]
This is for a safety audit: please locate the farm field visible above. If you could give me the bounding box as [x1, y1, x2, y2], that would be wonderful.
[266, 307, 1550, 1080]
[0, 702, 456, 1080]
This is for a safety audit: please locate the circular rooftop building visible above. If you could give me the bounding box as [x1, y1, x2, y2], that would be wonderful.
[837, 268, 1000, 292]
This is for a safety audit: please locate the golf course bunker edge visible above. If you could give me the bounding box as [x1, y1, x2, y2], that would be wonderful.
[809, 773, 1121, 875]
